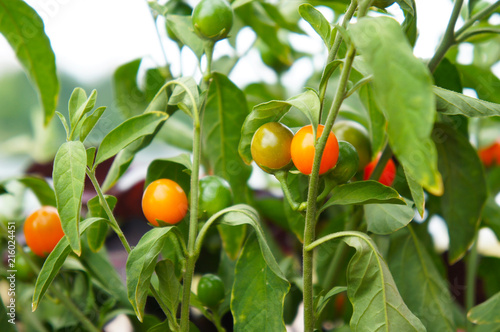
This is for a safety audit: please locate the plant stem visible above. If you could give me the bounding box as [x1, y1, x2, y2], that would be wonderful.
[212, 309, 226, 332]
[303, 44, 357, 332]
[52, 284, 101, 332]
[203, 41, 215, 83]
[427, 0, 464, 73]
[455, 1, 500, 37]
[180, 77, 204, 332]
[369, 143, 392, 182]
[86, 170, 131, 253]
[275, 171, 301, 211]
[319, 0, 358, 119]
[466, 233, 479, 331]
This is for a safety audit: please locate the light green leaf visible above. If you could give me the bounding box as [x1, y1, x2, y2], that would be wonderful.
[0, 0, 59, 125]
[314, 286, 347, 319]
[299, 4, 333, 47]
[53, 141, 87, 255]
[156, 260, 181, 318]
[80, 106, 106, 143]
[113, 58, 147, 118]
[17, 176, 56, 206]
[321, 181, 405, 213]
[232, 234, 289, 332]
[359, 84, 386, 156]
[94, 111, 168, 167]
[86, 195, 117, 252]
[239, 90, 320, 164]
[364, 201, 415, 235]
[68, 88, 87, 124]
[126, 226, 174, 322]
[32, 218, 106, 311]
[403, 166, 425, 217]
[351, 16, 442, 195]
[468, 291, 500, 324]
[204, 73, 251, 203]
[433, 123, 487, 264]
[434, 86, 500, 117]
[166, 15, 204, 58]
[388, 226, 456, 332]
[70, 89, 97, 135]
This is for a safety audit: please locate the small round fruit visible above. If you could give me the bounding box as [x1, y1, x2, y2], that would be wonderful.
[332, 120, 372, 171]
[478, 140, 500, 168]
[291, 124, 339, 175]
[142, 179, 188, 226]
[329, 141, 360, 184]
[197, 274, 225, 308]
[363, 155, 397, 186]
[198, 176, 233, 219]
[251, 122, 294, 172]
[24, 206, 65, 257]
[192, 0, 233, 41]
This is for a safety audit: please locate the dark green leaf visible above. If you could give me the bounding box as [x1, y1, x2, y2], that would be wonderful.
[321, 181, 405, 212]
[0, 298, 17, 331]
[364, 201, 415, 235]
[314, 286, 347, 319]
[204, 73, 251, 203]
[434, 86, 500, 117]
[0, 0, 59, 125]
[53, 141, 87, 255]
[113, 59, 147, 118]
[32, 218, 106, 311]
[261, 3, 302, 34]
[126, 227, 174, 321]
[17, 176, 56, 206]
[351, 17, 442, 195]
[166, 15, 204, 58]
[86, 195, 117, 252]
[432, 123, 487, 263]
[468, 291, 500, 324]
[299, 4, 333, 47]
[401, 0, 417, 46]
[433, 58, 462, 93]
[155, 260, 181, 318]
[232, 234, 289, 332]
[388, 226, 456, 331]
[239, 90, 320, 164]
[483, 195, 500, 239]
[403, 165, 425, 217]
[359, 84, 386, 156]
[80, 106, 106, 142]
[395, 0, 415, 15]
[458, 64, 500, 104]
[86, 147, 96, 168]
[145, 156, 191, 194]
[95, 111, 168, 167]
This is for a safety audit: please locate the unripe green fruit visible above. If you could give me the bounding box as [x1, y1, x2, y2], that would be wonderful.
[192, 0, 233, 41]
[197, 274, 225, 308]
[329, 141, 360, 184]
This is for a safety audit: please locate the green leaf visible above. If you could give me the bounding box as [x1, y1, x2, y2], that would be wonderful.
[56, 111, 70, 138]
[155, 260, 181, 318]
[433, 58, 462, 93]
[299, 4, 333, 47]
[204, 73, 251, 203]
[400, 0, 417, 46]
[0, 297, 17, 331]
[32, 217, 106, 311]
[239, 90, 320, 164]
[16, 176, 56, 206]
[388, 226, 456, 331]
[458, 64, 500, 104]
[359, 84, 386, 156]
[350, 16, 442, 195]
[314, 231, 426, 331]
[114, 59, 147, 118]
[314, 286, 347, 319]
[70, 89, 97, 131]
[95, 111, 168, 167]
[364, 201, 415, 235]
[483, 195, 500, 239]
[167, 76, 200, 118]
[166, 15, 204, 58]
[434, 86, 500, 117]
[217, 225, 246, 260]
[432, 123, 487, 264]
[403, 165, 425, 217]
[145, 156, 191, 194]
[53, 141, 87, 255]
[260, 3, 303, 34]
[321, 181, 405, 212]
[232, 234, 289, 332]
[0, 0, 59, 125]
[468, 291, 500, 324]
[395, 0, 415, 16]
[86, 195, 117, 252]
[126, 227, 174, 322]
[80, 106, 106, 143]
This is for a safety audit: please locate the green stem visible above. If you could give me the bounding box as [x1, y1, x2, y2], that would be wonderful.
[52, 284, 101, 332]
[211, 309, 226, 332]
[369, 143, 392, 182]
[180, 83, 203, 332]
[275, 170, 301, 211]
[203, 41, 215, 83]
[427, 0, 464, 73]
[303, 44, 357, 332]
[455, 1, 500, 37]
[466, 233, 479, 331]
[319, 0, 358, 119]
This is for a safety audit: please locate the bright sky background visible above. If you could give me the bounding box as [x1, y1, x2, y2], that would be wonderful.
[1, 0, 500, 254]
